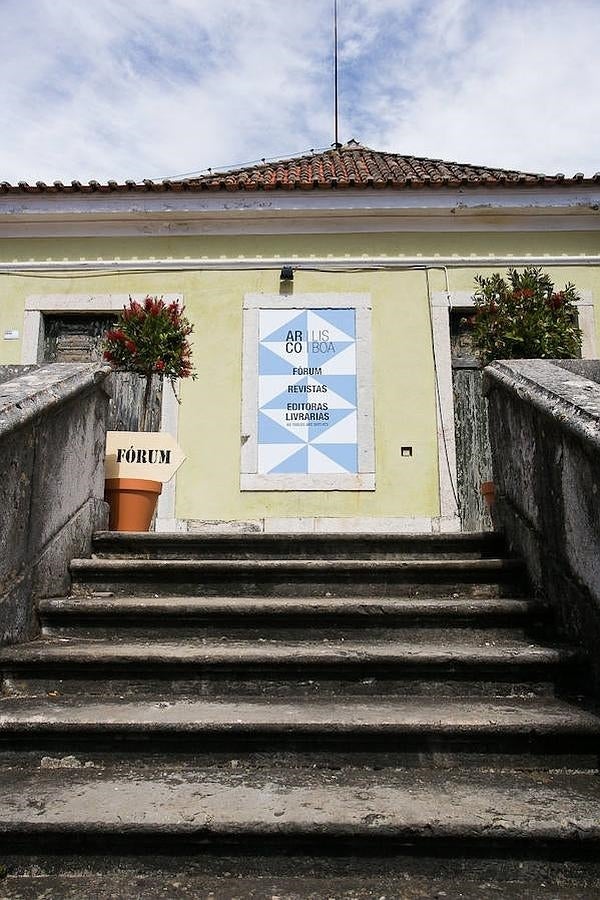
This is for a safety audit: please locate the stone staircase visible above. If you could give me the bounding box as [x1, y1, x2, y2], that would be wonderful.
[1, 532, 600, 898]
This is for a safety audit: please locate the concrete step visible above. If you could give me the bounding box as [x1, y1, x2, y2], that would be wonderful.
[39, 596, 545, 633]
[91, 530, 507, 560]
[0, 636, 580, 704]
[2, 673, 560, 701]
[2, 764, 600, 855]
[0, 696, 597, 756]
[69, 557, 528, 598]
[0, 635, 574, 673]
[39, 594, 546, 640]
[41, 623, 541, 642]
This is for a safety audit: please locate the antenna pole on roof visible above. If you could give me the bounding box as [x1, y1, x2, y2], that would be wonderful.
[333, 0, 341, 149]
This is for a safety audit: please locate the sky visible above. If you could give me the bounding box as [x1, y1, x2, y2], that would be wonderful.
[2, 0, 599, 184]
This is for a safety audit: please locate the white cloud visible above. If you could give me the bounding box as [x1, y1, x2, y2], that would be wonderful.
[0, 0, 598, 182]
[346, 0, 600, 175]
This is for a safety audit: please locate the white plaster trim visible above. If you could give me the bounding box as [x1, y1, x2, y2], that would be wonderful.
[240, 293, 375, 492]
[22, 293, 182, 529]
[429, 289, 598, 532]
[243, 294, 373, 311]
[3, 213, 600, 238]
[2, 184, 599, 219]
[5, 255, 600, 275]
[180, 516, 461, 534]
[429, 297, 460, 526]
[240, 474, 376, 491]
[155, 379, 182, 532]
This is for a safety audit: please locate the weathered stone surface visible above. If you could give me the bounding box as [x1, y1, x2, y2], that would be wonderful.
[0, 425, 35, 596]
[32, 498, 108, 600]
[1, 765, 600, 846]
[0, 695, 597, 737]
[0, 364, 111, 646]
[28, 391, 107, 553]
[0, 364, 109, 438]
[0, 365, 39, 387]
[68, 555, 527, 600]
[91, 530, 506, 560]
[2, 530, 599, 889]
[0, 634, 574, 672]
[555, 358, 600, 384]
[0, 574, 37, 647]
[2, 869, 600, 900]
[485, 359, 600, 693]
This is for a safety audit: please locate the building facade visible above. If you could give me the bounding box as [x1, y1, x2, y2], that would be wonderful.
[1, 141, 599, 533]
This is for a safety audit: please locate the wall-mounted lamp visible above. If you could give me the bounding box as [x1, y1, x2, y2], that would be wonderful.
[280, 265, 294, 282]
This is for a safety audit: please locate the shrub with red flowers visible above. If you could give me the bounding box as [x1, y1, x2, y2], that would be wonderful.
[470, 267, 582, 365]
[103, 296, 195, 429]
[103, 296, 195, 379]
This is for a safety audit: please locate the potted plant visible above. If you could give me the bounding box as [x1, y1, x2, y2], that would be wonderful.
[102, 296, 195, 531]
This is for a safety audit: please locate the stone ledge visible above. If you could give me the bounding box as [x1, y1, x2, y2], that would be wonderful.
[484, 359, 600, 453]
[0, 363, 111, 439]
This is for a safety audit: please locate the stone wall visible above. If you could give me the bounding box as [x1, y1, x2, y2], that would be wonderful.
[484, 359, 600, 690]
[0, 364, 111, 645]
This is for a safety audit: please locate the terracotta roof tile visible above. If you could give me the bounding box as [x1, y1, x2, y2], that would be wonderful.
[1, 140, 599, 194]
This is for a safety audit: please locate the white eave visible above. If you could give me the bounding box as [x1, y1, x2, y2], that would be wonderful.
[0, 186, 599, 237]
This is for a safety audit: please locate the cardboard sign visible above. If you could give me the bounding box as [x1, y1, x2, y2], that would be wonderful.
[105, 432, 186, 483]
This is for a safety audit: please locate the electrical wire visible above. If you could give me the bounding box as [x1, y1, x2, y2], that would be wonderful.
[148, 145, 331, 183]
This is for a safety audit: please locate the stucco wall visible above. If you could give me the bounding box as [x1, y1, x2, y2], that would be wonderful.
[1, 230, 599, 529]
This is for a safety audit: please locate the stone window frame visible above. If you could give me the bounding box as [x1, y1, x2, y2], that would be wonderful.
[240, 293, 375, 491]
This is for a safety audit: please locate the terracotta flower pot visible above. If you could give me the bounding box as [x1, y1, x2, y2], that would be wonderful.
[104, 478, 162, 532]
[480, 480, 496, 508]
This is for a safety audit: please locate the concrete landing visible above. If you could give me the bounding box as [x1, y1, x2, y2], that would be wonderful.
[1, 766, 600, 846]
[3, 869, 600, 899]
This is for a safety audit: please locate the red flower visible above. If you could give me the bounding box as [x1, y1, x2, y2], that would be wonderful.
[154, 359, 165, 372]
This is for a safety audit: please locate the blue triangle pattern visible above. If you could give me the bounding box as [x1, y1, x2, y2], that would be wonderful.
[258, 412, 304, 445]
[313, 443, 358, 473]
[314, 308, 356, 340]
[262, 311, 307, 343]
[259, 344, 296, 376]
[269, 445, 308, 474]
[314, 374, 357, 406]
[262, 378, 309, 410]
[308, 340, 354, 369]
[308, 408, 354, 443]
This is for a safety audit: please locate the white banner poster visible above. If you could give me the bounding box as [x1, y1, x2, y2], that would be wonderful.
[257, 308, 358, 475]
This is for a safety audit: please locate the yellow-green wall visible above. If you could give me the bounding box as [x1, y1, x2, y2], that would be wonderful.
[1, 230, 599, 524]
